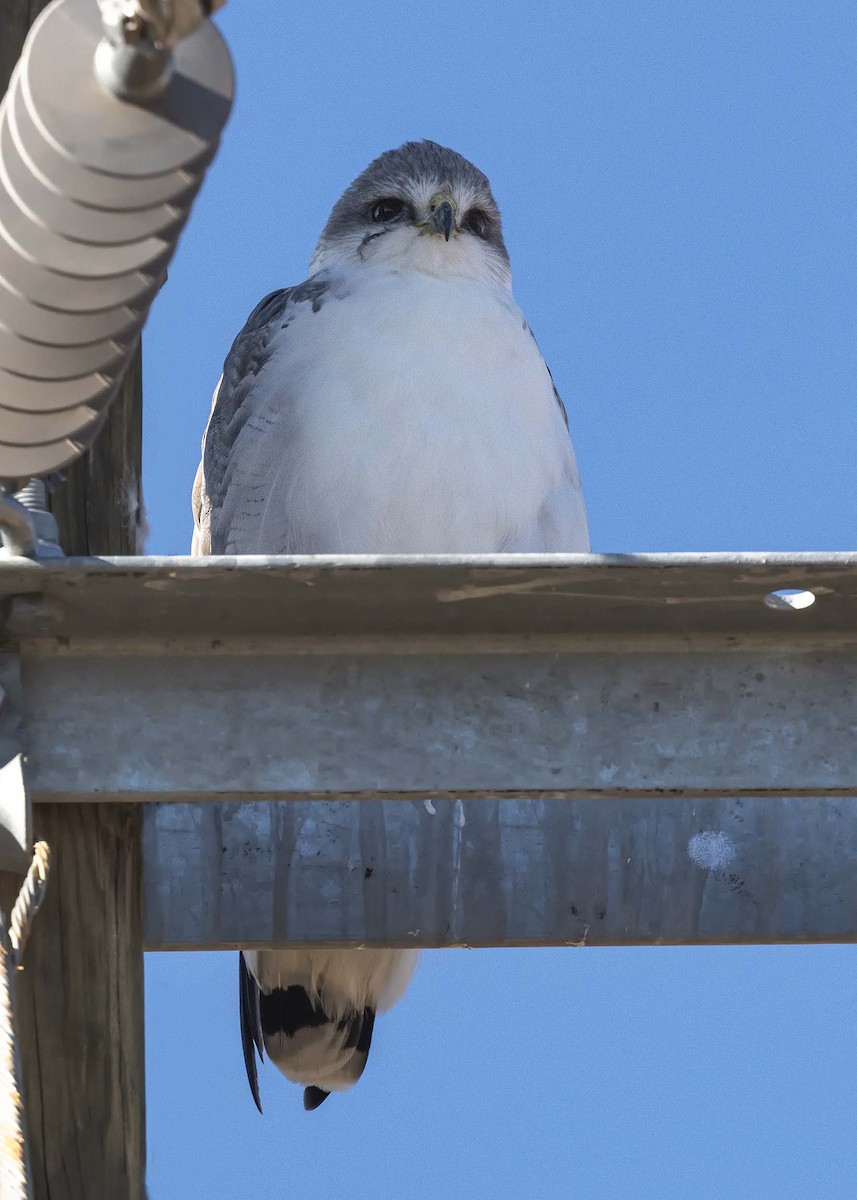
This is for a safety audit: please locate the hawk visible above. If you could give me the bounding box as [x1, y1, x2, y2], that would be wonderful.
[192, 140, 589, 1111]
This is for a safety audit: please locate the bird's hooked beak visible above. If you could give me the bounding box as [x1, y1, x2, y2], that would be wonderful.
[426, 194, 456, 241]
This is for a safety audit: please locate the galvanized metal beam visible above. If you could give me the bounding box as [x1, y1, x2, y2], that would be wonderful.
[1, 553, 856, 948]
[1, 551, 856, 640]
[15, 639, 857, 801]
[0, 553, 856, 804]
[142, 797, 857, 949]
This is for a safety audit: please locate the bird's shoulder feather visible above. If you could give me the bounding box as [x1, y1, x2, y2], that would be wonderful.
[192, 278, 334, 555]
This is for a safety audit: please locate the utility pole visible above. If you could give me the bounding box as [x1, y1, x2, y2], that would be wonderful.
[1, 4, 146, 1195]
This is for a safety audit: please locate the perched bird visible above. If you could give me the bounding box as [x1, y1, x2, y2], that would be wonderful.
[192, 140, 590, 1111]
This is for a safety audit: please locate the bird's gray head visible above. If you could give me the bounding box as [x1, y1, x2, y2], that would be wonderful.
[309, 141, 511, 289]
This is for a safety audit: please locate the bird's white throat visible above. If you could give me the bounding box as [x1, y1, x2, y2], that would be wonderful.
[310, 222, 512, 290]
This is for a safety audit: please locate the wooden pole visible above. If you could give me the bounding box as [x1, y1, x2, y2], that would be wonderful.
[1, 8, 147, 1197]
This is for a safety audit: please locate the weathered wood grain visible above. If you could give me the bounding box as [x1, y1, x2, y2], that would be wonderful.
[17, 806, 145, 1199]
[0, 3, 33, 102]
[48, 347, 145, 557]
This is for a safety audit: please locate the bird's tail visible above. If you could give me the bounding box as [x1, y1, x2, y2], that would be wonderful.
[240, 948, 418, 1111]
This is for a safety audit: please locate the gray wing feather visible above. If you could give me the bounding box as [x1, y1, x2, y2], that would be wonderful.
[522, 320, 568, 428]
[203, 288, 291, 501]
[198, 279, 332, 555]
[239, 952, 264, 1113]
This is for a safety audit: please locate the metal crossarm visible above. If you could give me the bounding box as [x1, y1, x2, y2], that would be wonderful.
[145, 796, 857, 950]
[1, 552, 856, 946]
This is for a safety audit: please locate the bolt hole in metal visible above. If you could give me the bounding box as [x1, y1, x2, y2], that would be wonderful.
[763, 588, 817, 612]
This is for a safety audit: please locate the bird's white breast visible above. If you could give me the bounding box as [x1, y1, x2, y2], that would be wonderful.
[226, 266, 588, 555]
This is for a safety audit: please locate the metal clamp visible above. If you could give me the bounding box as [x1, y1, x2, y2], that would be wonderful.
[95, 0, 227, 99]
[0, 482, 63, 561]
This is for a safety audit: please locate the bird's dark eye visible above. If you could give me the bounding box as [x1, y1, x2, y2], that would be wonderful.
[463, 209, 489, 239]
[370, 198, 404, 223]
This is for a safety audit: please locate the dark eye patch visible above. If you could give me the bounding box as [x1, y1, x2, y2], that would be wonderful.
[463, 209, 490, 239]
[370, 198, 404, 222]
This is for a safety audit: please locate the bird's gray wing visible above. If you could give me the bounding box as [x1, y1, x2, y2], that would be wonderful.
[239, 952, 264, 1113]
[521, 319, 568, 428]
[518, 322, 589, 550]
[543, 361, 569, 429]
[192, 279, 332, 556]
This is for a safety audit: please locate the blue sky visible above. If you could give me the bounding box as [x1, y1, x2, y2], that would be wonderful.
[143, 2, 857, 1196]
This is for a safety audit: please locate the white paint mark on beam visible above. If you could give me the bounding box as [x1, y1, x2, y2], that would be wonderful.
[687, 830, 737, 870]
